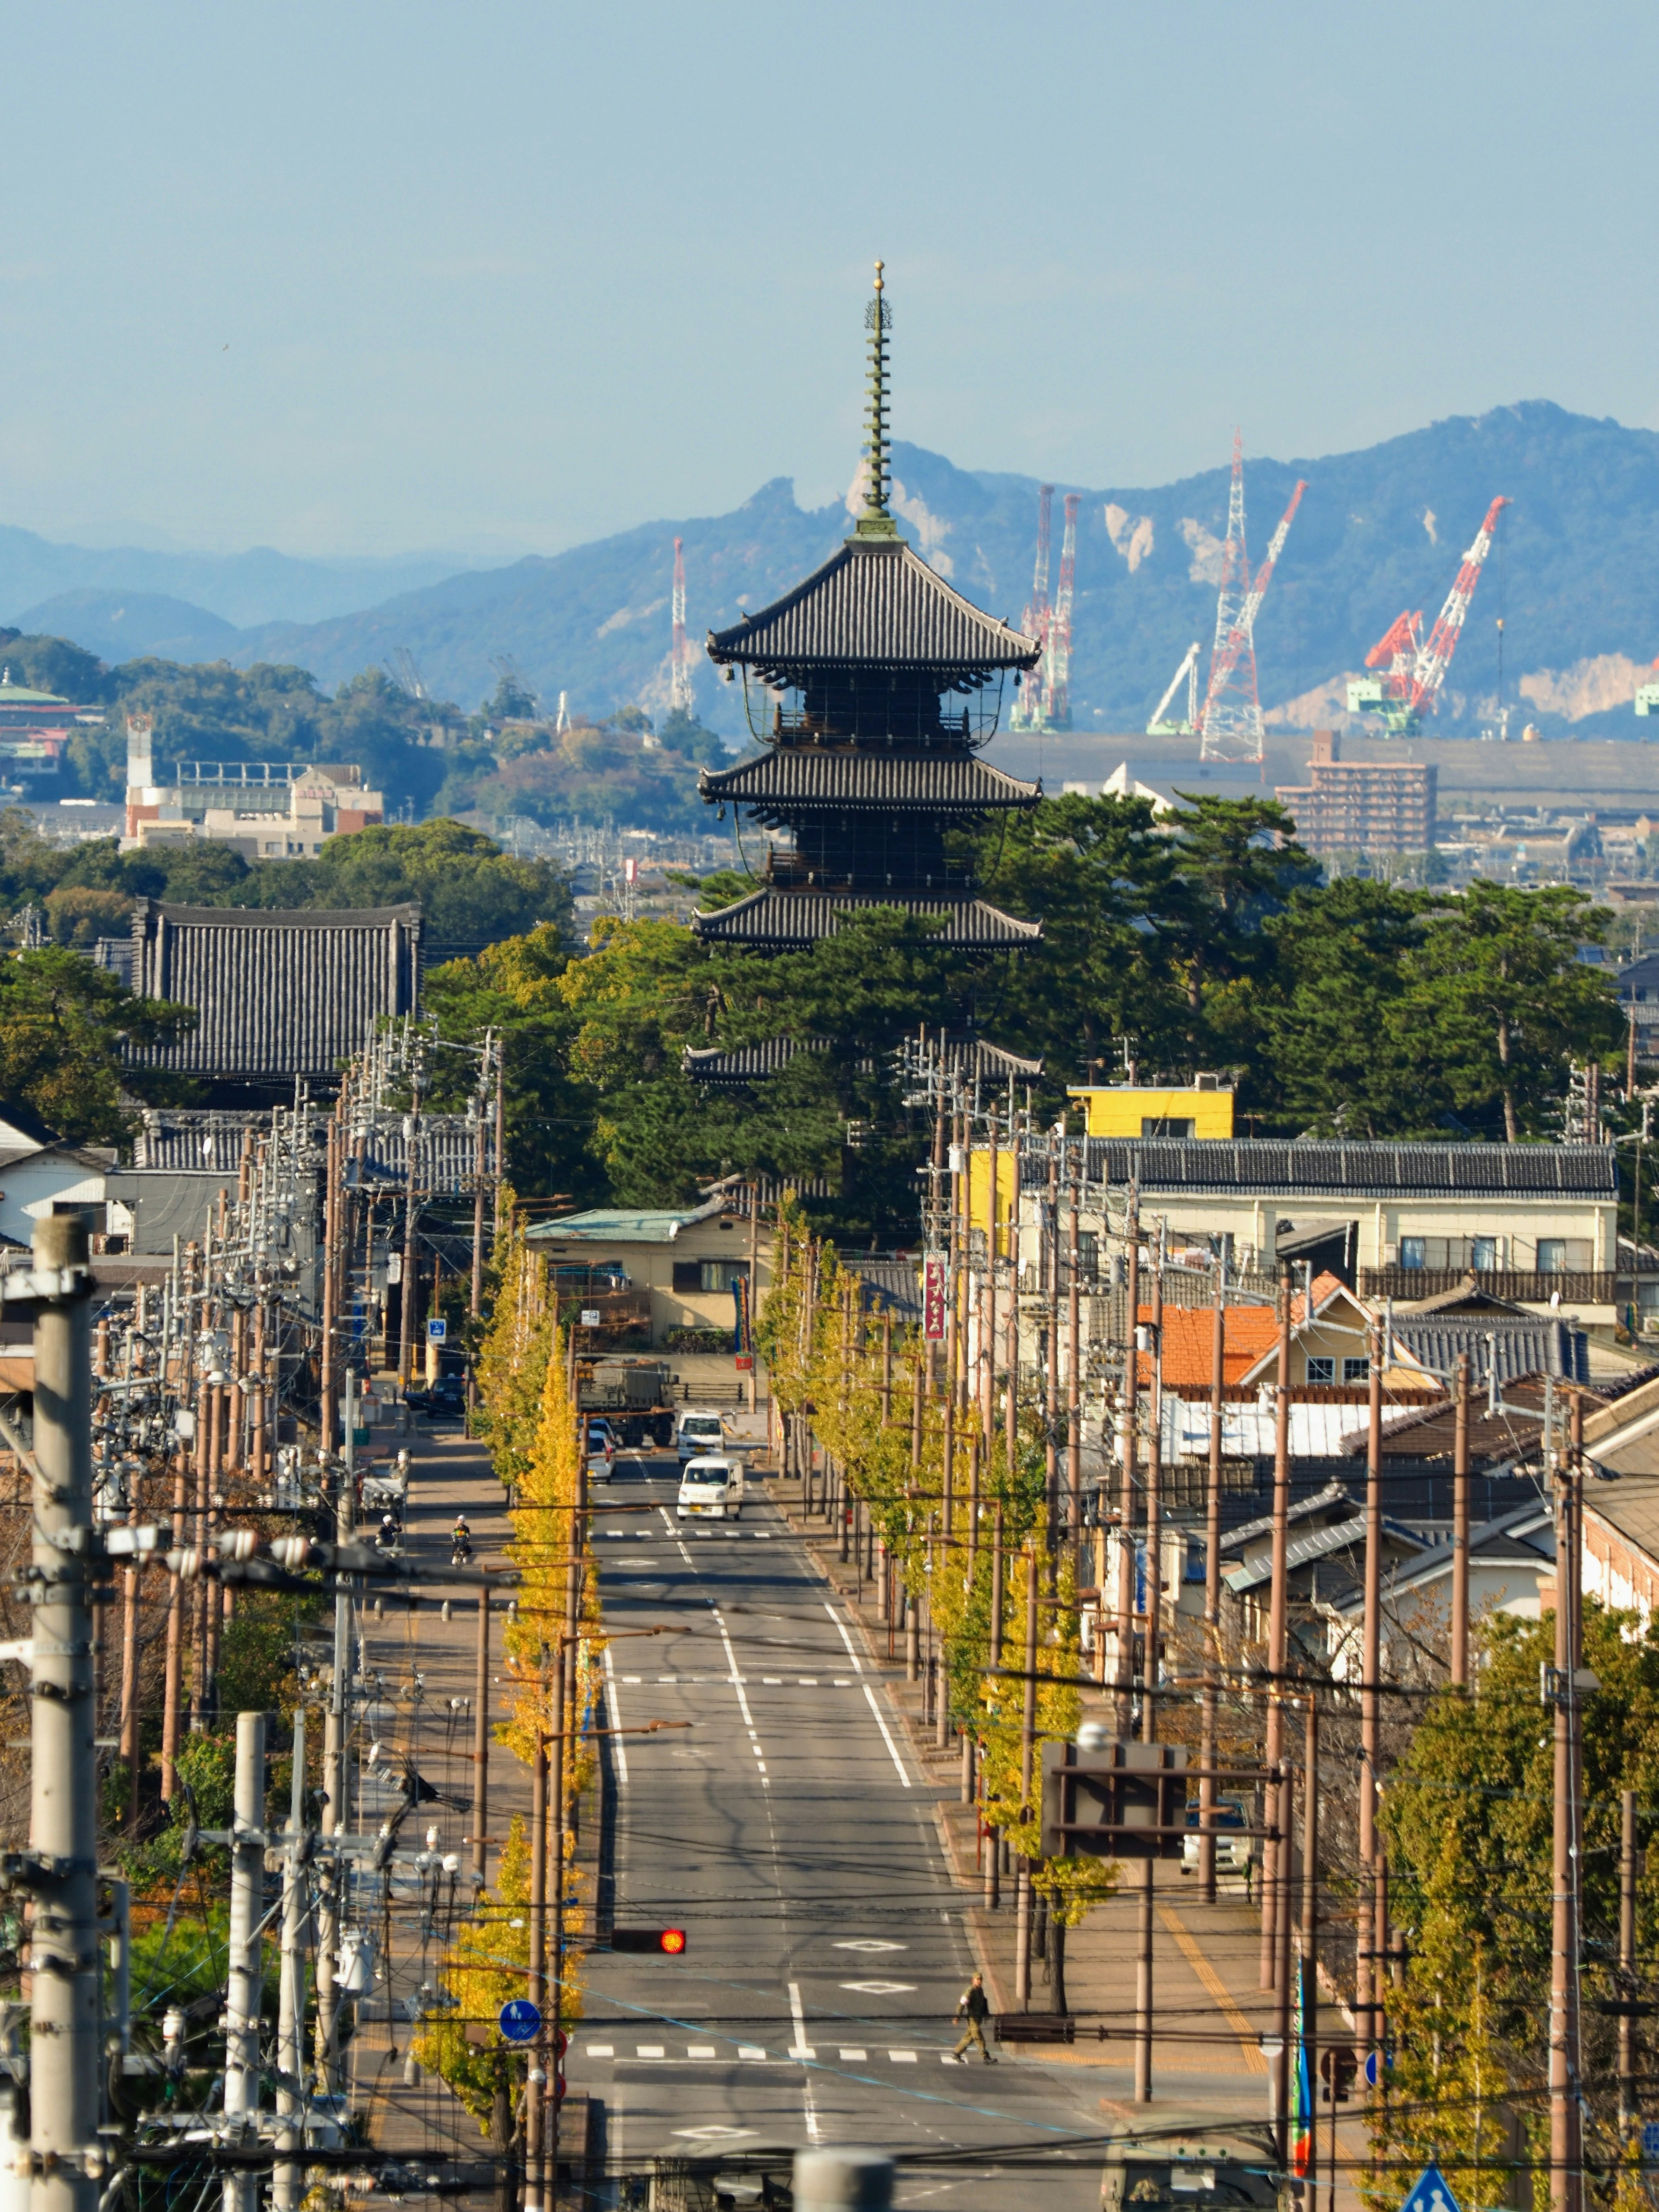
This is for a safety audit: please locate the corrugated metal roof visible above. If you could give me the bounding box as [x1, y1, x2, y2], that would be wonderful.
[526, 1198, 725, 1246]
[126, 901, 422, 1083]
[699, 749, 1040, 815]
[706, 540, 1041, 676]
[1059, 1138, 1618, 1198]
[846, 1256, 923, 1321]
[690, 889, 1042, 947]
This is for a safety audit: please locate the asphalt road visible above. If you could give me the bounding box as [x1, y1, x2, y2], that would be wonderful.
[578, 1447, 1108, 2212]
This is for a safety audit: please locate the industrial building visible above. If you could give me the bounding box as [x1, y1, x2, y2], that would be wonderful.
[1274, 729, 1437, 859]
[121, 714, 384, 857]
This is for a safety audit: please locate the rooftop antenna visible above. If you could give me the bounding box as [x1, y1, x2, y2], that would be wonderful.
[852, 260, 899, 543]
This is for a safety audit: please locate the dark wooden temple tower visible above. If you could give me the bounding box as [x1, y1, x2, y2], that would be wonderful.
[694, 262, 1044, 951]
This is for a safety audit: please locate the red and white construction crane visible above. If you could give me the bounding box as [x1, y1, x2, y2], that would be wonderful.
[1044, 493, 1081, 731]
[1010, 483, 1055, 731]
[670, 537, 694, 715]
[1197, 433, 1307, 765]
[1349, 495, 1509, 734]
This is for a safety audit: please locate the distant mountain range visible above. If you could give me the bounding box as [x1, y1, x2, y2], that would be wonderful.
[11, 400, 1659, 741]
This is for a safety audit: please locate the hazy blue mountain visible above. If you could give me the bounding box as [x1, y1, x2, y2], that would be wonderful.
[16, 588, 243, 666]
[220, 401, 1659, 740]
[0, 528, 487, 628]
[13, 401, 1659, 738]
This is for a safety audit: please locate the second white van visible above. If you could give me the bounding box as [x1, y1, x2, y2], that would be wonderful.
[676, 1456, 744, 1521]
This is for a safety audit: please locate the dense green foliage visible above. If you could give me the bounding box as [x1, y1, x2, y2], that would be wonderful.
[0, 946, 194, 1141]
[0, 812, 571, 957]
[413, 790, 1625, 1237]
[1379, 1603, 1659, 2194]
[443, 705, 725, 831]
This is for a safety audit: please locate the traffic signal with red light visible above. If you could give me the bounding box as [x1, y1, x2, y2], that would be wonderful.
[610, 1928, 687, 1955]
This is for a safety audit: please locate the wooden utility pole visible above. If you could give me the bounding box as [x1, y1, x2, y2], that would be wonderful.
[1066, 1120, 1082, 1548]
[1260, 1265, 1292, 1988]
[1014, 1544, 1038, 2009]
[1116, 1189, 1140, 1738]
[1356, 1322, 1384, 2075]
[1300, 1697, 1320, 2197]
[1620, 1786, 1639, 2136]
[1200, 1259, 1226, 1900]
[1549, 1393, 1584, 2212]
[1143, 1223, 1163, 1745]
[1452, 1353, 1471, 1686]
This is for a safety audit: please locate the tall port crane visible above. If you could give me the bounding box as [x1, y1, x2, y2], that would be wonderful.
[670, 537, 695, 714]
[1044, 493, 1081, 731]
[1348, 495, 1510, 735]
[1010, 483, 1054, 731]
[1197, 436, 1307, 765]
[1147, 640, 1202, 737]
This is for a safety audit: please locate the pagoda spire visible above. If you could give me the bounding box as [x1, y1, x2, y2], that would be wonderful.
[852, 258, 899, 541]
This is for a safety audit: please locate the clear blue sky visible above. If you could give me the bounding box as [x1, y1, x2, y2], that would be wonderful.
[2, 0, 1653, 559]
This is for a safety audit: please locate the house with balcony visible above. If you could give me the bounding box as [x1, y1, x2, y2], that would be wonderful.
[525, 1190, 772, 1352]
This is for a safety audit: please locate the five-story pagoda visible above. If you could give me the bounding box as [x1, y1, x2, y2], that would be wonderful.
[693, 262, 1044, 950]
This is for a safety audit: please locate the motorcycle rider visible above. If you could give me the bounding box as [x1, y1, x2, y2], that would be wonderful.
[451, 1513, 473, 1564]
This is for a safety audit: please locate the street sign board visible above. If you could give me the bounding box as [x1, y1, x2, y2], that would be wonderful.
[1643, 2122, 1659, 2165]
[580, 1308, 601, 1327]
[426, 1319, 447, 1344]
[1398, 2164, 1460, 2212]
[923, 1255, 947, 1341]
[1040, 1738, 1190, 1861]
[499, 1999, 540, 2043]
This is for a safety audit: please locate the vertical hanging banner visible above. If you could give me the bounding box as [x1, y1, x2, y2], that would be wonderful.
[1290, 1951, 1313, 2180]
[733, 1274, 753, 1370]
[923, 1254, 947, 1340]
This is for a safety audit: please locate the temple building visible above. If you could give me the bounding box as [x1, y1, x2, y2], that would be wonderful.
[693, 263, 1044, 950]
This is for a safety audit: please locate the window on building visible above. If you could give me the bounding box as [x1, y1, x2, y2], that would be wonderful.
[1399, 1237, 1426, 1270]
[1343, 1356, 1370, 1384]
[1534, 1239, 1592, 1274]
[1305, 1356, 1335, 1384]
[673, 1259, 751, 1294]
[1471, 1236, 1499, 1271]
[1142, 1116, 1196, 1139]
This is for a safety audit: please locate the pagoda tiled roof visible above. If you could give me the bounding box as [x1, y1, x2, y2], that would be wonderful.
[698, 748, 1039, 815]
[689, 888, 1041, 948]
[706, 539, 1040, 678]
[682, 1037, 830, 1085]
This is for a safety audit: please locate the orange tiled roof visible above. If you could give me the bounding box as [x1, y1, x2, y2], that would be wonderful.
[1137, 1304, 1279, 1391]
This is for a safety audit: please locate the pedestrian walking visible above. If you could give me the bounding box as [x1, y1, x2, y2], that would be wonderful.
[950, 1971, 996, 2063]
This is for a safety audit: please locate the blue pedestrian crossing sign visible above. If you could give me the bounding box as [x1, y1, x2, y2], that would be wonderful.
[1400, 2164, 1461, 2212]
[1642, 2122, 1659, 2165]
[499, 1999, 541, 2043]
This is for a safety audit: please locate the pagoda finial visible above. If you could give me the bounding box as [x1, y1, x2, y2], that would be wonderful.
[853, 258, 899, 541]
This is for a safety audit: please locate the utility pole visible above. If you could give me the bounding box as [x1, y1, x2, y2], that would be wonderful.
[25, 1214, 100, 2212]
[1260, 1265, 1292, 1989]
[473, 1587, 493, 1885]
[1116, 1189, 1140, 1738]
[1200, 1256, 1225, 1901]
[1451, 1353, 1471, 1686]
[1014, 1545, 1038, 2008]
[274, 1710, 308, 2212]
[1620, 1786, 1639, 2136]
[1358, 1322, 1383, 2075]
[1066, 1124, 1082, 1550]
[224, 1710, 267, 2212]
[1549, 1394, 1583, 2212]
[1300, 1697, 1319, 2198]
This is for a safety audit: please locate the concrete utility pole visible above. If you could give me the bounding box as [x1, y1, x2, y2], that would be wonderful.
[274, 1710, 308, 2212]
[25, 1215, 100, 2212]
[1549, 1395, 1584, 2212]
[473, 1587, 493, 1885]
[1357, 1322, 1384, 2071]
[224, 1710, 267, 2212]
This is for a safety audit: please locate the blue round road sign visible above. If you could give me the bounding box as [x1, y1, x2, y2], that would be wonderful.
[499, 1999, 541, 2044]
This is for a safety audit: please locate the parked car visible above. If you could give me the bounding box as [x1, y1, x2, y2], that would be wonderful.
[406, 1375, 466, 1421]
[676, 1456, 744, 1521]
[1180, 1795, 1253, 1881]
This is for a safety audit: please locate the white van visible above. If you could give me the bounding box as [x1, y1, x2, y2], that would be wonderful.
[675, 1410, 728, 1464]
[677, 1456, 744, 1521]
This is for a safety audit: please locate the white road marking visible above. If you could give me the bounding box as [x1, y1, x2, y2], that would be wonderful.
[687, 2044, 716, 2058]
[839, 2047, 867, 2061]
[827, 1605, 863, 1672]
[586, 2044, 614, 2057]
[841, 1979, 917, 1993]
[890, 2049, 918, 2063]
[788, 1981, 822, 2136]
[863, 1682, 910, 1787]
[602, 1646, 629, 1788]
[737, 2044, 766, 2060]
[834, 1939, 906, 1953]
[637, 2044, 664, 2057]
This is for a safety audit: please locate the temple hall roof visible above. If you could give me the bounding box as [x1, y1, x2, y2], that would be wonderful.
[706, 539, 1040, 681]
